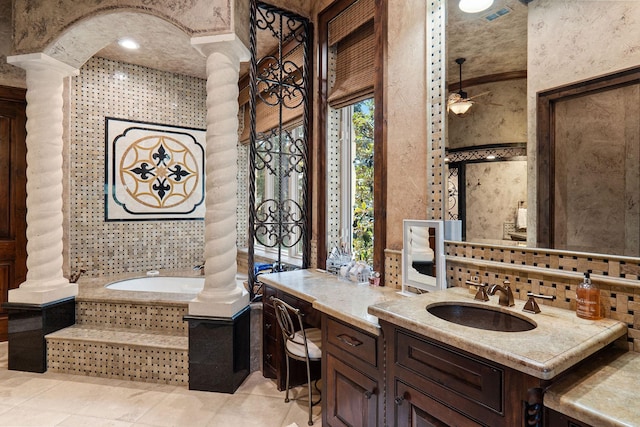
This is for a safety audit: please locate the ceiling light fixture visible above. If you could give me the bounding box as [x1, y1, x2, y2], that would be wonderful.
[118, 38, 140, 50]
[448, 58, 474, 116]
[459, 0, 494, 13]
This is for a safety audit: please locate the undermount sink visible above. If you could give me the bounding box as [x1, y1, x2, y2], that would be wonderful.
[426, 303, 537, 332]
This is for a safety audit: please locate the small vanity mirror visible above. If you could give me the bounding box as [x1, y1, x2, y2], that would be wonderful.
[401, 220, 446, 294]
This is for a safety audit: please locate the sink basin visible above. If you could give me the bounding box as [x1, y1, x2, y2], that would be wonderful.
[426, 303, 536, 332]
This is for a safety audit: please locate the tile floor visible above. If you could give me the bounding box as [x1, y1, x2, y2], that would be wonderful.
[0, 342, 321, 427]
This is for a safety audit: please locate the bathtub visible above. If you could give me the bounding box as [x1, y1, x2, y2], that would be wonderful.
[105, 276, 204, 294]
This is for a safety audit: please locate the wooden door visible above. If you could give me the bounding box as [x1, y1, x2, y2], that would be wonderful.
[0, 86, 27, 341]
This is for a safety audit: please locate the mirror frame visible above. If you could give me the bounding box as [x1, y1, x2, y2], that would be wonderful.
[402, 219, 447, 294]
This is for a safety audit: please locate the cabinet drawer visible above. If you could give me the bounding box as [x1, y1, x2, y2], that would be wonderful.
[327, 317, 377, 367]
[264, 285, 277, 306]
[396, 330, 503, 413]
[263, 309, 277, 339]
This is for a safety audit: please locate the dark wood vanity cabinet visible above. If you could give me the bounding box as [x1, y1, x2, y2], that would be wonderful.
[322, 314, 384, 427]
[381, 320, 542, 427]
[545, 408, 593, 427]
[262, 285, 321, 391]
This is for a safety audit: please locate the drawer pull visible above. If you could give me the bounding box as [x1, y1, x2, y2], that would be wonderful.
[337, 334, 363, 347]
[266, 354, 272, 361]
[363, 390, 373, 399]
[394, 395, 405, 405]
[265, 323, 272, 330]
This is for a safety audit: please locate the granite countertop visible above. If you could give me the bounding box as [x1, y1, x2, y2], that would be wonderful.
[545, 347, 640, 427]
[257, 269, 407, 335]
[368, 287, 627, 380]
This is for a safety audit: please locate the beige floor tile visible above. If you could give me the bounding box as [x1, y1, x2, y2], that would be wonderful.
[0, 406, 70, 427]
[0, 342, 323, 427]
[0, 376, 61, 407]
[282, 399, 322, 427]
[55, 415, 134, 427]
[135, 388, 230, 427]
[206, 393, 289, 427]
[235, 371, 282, 398]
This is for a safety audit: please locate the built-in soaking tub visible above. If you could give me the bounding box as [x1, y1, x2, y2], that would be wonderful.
[105, 276, 204, 294]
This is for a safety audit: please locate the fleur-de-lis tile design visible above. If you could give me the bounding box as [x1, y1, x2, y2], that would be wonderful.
[120, 136, 198, 208]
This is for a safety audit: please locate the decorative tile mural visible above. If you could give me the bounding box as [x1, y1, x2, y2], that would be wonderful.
[105, 117, 205, 220]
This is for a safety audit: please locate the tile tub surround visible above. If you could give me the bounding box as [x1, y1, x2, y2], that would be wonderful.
[545, 347, 639, 427]
[368, 287, 627, 380]
[45, 271, 261, 386]
[257, 269, 408, 335]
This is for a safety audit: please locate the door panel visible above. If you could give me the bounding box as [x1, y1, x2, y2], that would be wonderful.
[0, 86, 27, 341]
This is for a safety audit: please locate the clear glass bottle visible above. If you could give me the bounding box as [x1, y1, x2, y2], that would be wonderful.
[576, 272, 601, 320]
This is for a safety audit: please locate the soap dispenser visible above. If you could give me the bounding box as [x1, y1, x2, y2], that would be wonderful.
[576, 272, 601, 320]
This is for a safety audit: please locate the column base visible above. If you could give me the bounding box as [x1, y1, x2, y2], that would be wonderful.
[188, 287, 249, 318]
[2, 297, 76, 373]
[8, 281, 78, 305]
[185, 305, 251, 393]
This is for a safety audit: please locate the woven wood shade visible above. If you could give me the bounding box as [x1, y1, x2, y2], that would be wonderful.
[328, 20, 375, 108]
[328, 0, 375, 46]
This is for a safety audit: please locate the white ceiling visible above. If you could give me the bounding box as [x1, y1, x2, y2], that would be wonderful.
[93, 0, 528, 84]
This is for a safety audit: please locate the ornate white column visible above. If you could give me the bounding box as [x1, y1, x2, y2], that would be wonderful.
[189, 36, 250, 317]
[7, 53, 79, 305]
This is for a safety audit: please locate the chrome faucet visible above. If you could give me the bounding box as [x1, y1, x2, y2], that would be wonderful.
[488, 280, 515, 307]
[193, 262, 205, 275]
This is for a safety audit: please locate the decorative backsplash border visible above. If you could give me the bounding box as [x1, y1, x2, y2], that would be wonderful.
[445, 241, 640, 352]
[384, 242, 640, 352]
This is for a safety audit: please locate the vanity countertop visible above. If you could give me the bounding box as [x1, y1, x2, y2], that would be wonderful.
[368, 287, 627, 380]
[544, 347, 640, 427]
[257, 269, 407, 335]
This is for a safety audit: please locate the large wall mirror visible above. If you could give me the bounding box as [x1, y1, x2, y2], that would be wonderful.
[443, 0, 640, 259]
[445, 0, 528, 245]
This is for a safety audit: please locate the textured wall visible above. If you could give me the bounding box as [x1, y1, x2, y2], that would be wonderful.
[465, 161, 527, 242]
[12, 0, 238, 55]
[68, 57, 206, 276]
[448, 79, 526, 149]
[527, 0, 640, 241]
[0, 0, 25, 88]
[554, 84, 640, 257]
[385, 0, 429, 250]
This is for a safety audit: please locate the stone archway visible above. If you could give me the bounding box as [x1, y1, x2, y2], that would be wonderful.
[7, 3, 251, 386]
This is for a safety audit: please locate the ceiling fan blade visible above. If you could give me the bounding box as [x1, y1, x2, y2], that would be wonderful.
[468, 91, 491, 100]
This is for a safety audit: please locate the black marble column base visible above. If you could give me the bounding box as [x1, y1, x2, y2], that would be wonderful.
[185, 305, 251, 393]
[2, 297, 76, 373]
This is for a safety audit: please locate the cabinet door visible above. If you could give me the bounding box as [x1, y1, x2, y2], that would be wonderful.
[392, 380, 485, 427]
[325, 353, 378, 427]
[546, 408, 593, 427]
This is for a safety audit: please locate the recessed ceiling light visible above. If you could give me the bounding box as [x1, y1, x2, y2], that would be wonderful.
[486, 154, 496, 160]
[118, 38, 140, 50]
[459, 0, 494, 13]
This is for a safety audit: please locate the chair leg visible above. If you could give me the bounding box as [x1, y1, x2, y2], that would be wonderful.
[305, 358, 313, 426]
[284, 355, 290, 403]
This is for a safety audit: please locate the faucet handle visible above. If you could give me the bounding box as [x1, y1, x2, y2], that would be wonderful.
[523, 292, 556, 314]
[474, 283, 489, 301]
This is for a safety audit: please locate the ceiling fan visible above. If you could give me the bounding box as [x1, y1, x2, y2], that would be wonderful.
[447, 58, 490, 116]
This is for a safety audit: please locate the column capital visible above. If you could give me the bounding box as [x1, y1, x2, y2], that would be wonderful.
[7, 52, 79, 76]
[190, 34, 250, 62]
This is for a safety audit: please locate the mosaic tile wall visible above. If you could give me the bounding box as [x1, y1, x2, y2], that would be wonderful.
[236, 142, 250, 248]
[445, 241, 640, 352]
[69, 57, 206, 276]
[47, 338, 188, 385]
[426, 0, 445, 220]
[76, 300, 188, 335]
